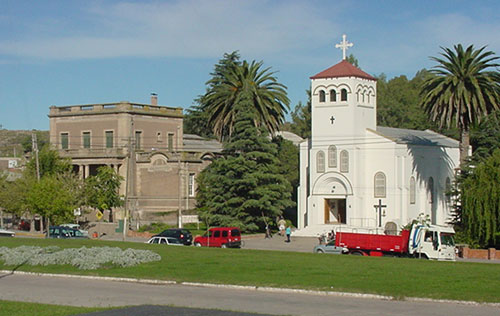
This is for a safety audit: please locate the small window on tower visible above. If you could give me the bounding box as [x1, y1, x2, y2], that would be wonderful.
[330, 89, 337, 102]
[341, 89, 348, 101]
[319, 90, 325, 103]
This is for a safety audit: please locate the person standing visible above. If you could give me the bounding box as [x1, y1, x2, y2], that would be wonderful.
[285, 225, 291, 243]
[278, 217, 286, 236]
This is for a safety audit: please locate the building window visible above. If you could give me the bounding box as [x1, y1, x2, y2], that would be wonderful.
[105, 131, 114, 148]
[374, 172, 386, 198]
[82, 132, 91, 149]
[168, 133, 174, 151]
[328, 145, 337, 168]
[409, 176, 416, 204]
[188, 173, 195, 197]
[319, 90, 325, 103]
[157, 132, 162, 142]
[61, 133, 69, 149]
[330, 89, 337, 102]
[428, 177, 434, 204]
[316, 151, 325, 173]
[341, 88, 348, 101]
[340, 150, 349, 173]
[445, 177, 451, 204]
[135, 131, 142, 150]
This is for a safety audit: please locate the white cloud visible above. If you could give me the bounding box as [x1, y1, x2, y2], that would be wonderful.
[0, 0, 340, 60]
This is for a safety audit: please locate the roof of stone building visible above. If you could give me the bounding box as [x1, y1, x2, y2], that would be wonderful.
[273, 131, 304, 146]
[374, 126, 459, 148]
[183, 134, 222, 152]
[310, 60, 376, 80]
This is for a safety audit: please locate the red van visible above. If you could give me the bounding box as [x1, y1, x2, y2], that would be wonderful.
[193, 227, 241, 248]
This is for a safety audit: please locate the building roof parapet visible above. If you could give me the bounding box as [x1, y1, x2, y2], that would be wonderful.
[49, 101, 183, 118]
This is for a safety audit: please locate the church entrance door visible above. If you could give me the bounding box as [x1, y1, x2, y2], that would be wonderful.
[324, 199, 346, 224]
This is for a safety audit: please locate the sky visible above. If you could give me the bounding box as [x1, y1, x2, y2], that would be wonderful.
[1, 0, 499, 131]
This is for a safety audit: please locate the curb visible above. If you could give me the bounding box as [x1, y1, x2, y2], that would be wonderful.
[2, 270, 499, 308]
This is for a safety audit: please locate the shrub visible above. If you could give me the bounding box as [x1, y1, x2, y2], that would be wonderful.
[0, 246, 160, 270]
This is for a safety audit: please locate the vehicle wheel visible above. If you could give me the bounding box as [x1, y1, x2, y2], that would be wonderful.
[351, 251, 363, 256]
[221, 244, 227, 248]
[316, 249, 324, 253]
[194, 242, 202, 247]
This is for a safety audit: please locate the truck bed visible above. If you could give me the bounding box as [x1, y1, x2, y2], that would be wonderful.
[336, 230, 410, 254]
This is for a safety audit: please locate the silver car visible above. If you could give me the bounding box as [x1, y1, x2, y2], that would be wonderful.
[313, 240, 346, 254]
[146, 236, 183, 246]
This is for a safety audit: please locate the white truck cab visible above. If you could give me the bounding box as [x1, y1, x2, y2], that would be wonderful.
[408, 224, 456, 261]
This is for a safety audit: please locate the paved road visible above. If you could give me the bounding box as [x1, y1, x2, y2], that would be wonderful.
[0, 273, 498, 316]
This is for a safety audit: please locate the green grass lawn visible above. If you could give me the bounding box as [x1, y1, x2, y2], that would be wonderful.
[1, 238, 499, 303]
[0, 300, 109, 316]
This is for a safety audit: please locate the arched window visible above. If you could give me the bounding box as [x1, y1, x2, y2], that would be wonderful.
[374, 172, 386, 198]
[428, 177, 434, 204]
[319, 90, 325, 103]
[316, 151, 325, 173]
[328, 145, 337, 168]
[329, 89, 336, 102]
[445, 177, 451, 204]
[340, 150, 349, 173]
[409, 176, 416, 204]
[341, 88, 348, 101]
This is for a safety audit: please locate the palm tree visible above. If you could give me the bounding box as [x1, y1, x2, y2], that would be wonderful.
[203, 60, 290, 141]
[420, 44, 500, 165]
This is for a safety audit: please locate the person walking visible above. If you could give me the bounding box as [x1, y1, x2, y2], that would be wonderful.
[285, 225, 291, 243]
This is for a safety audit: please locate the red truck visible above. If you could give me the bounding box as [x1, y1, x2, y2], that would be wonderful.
[335, 224, 456, 261]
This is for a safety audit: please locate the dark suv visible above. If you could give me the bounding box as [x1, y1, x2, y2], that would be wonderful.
[154, 228, 192, 245]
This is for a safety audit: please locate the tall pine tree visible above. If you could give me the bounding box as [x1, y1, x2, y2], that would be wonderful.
[196, 93, 294, 232]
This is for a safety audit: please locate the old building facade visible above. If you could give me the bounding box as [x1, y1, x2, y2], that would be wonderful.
[48, 95, 221, 225]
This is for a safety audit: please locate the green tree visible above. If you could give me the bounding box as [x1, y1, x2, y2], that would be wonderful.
[25, 145, 71, 179]
[25, 173, 80, 226]
[420, 44, 500, 165]
[184, 52, 242, 138]
[377, 71, 434, 130]
[0, 175, 31, 217]
[289, 89, 311, 138]
[346, 54, 359, 68]
[84, 166, 124, 221]
[470, 110, 500, 161]
[457, 149, 500, 248]
[203, 58, 290, 140]
[196, 97, 294, 231]
[272, 136, 299, 225]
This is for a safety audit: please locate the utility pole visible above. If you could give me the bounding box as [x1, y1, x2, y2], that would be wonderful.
[123, 117, 135, 241]
[31, 132, 43, 235]
[177, 126, 182, 228]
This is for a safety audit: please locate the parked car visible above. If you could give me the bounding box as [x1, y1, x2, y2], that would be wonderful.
[61, 223, 89, 237]
[49, 226, 88, 239]
[153, 228, 192, 245]
[146, 236, 183, 246]
[193, 227, 241, 248]
[0, 228, 15, 237]
[313, 240, 346, 254]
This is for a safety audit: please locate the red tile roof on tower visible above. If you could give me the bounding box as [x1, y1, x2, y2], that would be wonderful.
[310, 60, 376, 80]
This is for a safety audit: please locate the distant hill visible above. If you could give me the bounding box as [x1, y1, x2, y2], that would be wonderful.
[0, 129, 49, 157]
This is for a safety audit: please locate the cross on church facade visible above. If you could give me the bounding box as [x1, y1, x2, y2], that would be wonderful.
[335, 34, 353, 60]
[330, 116, 335, 124]
[373, 199, 387, 227]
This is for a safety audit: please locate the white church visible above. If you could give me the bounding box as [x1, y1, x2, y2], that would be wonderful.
[295, 35, 460, 236]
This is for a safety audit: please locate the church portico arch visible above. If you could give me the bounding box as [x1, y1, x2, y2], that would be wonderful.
[312, 172, 353, 196]
[311, 172, 353, 224]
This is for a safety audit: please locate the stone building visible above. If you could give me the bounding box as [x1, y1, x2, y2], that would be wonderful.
[48, 95, 221, 226]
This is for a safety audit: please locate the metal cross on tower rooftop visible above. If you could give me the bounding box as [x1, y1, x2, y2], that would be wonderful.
[335, 34, 353, 60]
